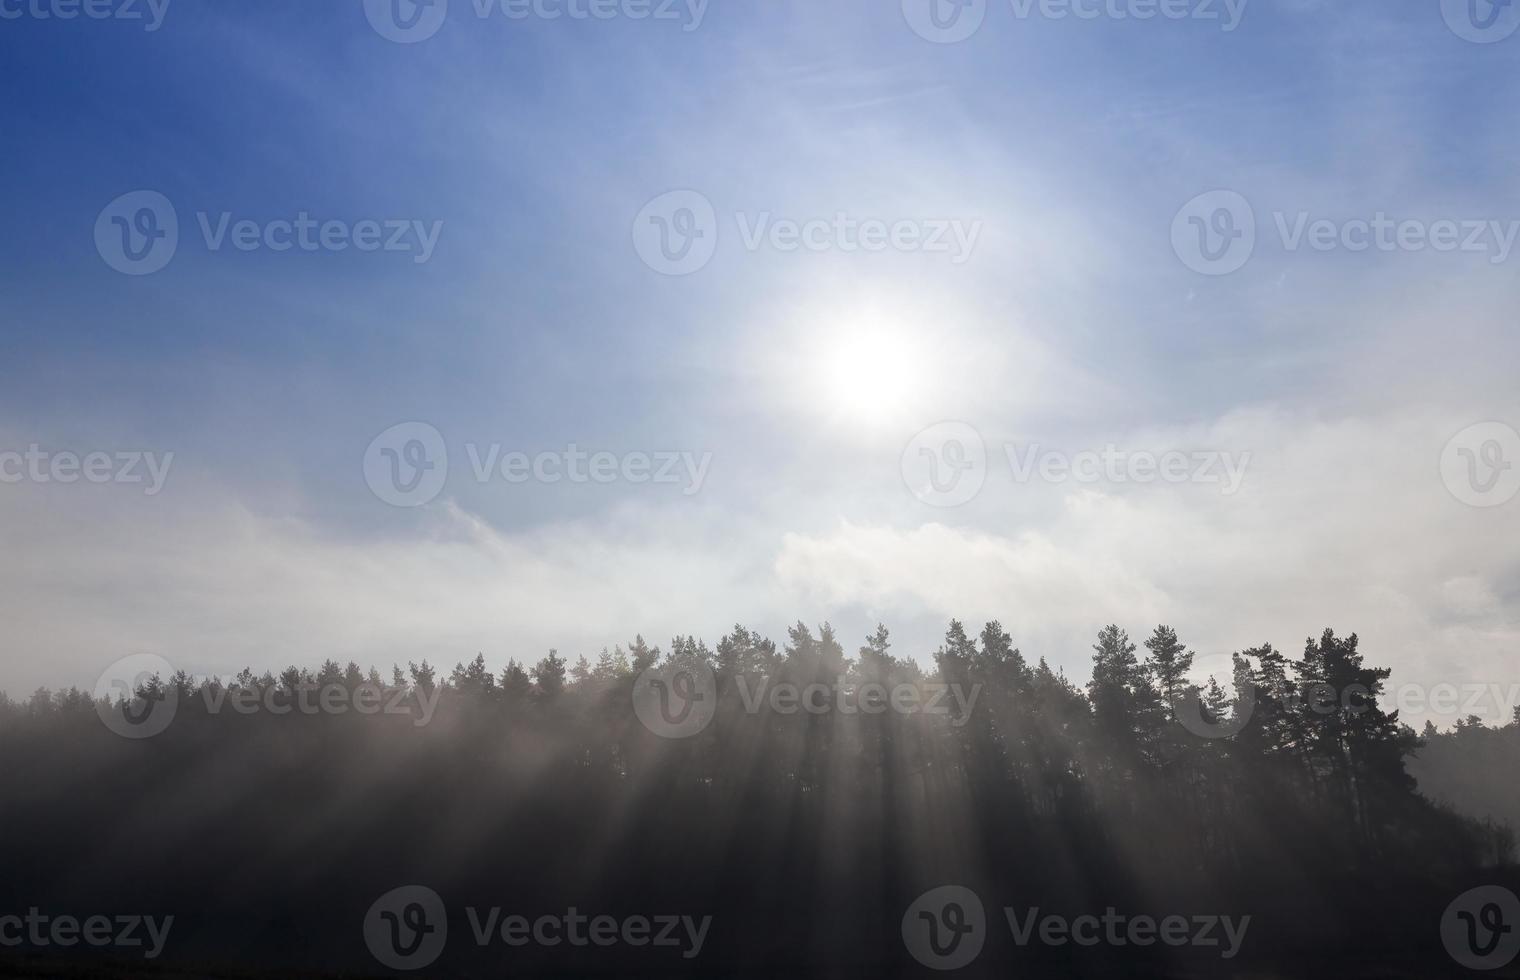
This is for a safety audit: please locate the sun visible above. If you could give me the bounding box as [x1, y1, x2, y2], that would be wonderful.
[820, 328, 917, 424]
[752, 288, 951, 432]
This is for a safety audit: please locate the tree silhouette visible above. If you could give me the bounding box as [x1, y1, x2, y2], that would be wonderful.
[0, 618, 1512, 977]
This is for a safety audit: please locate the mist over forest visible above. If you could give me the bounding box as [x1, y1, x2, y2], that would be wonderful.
[2, 620, 1515, 977]
[6, 1, 1520, 977]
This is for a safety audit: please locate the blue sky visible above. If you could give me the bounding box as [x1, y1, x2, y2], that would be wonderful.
[2, 0, 1518, 726]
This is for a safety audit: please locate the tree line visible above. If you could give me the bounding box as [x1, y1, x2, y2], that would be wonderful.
[0, 620, 1513, 976]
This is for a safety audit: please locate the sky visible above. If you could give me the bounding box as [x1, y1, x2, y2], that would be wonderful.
[1, 0, 1518, 728]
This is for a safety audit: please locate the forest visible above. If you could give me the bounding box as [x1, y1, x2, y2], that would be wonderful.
[0, 621, 1515, 977]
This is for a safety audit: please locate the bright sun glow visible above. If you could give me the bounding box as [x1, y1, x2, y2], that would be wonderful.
[818, 325, 918, 425]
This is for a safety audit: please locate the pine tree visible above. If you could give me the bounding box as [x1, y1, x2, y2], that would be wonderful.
[1142, 625, 1194, 720]
[451, 653, 495, 698]
[500, 659, 532, 703]
[1292, 629, 1416, 849]
[628, 635, 658, 673]
[532, 651, 567, 702]
[407, 660, 436, 695]
[1088, 625, 1165, 768]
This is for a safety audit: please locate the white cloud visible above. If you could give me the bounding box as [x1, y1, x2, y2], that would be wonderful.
[773, 406, 1520, 727]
